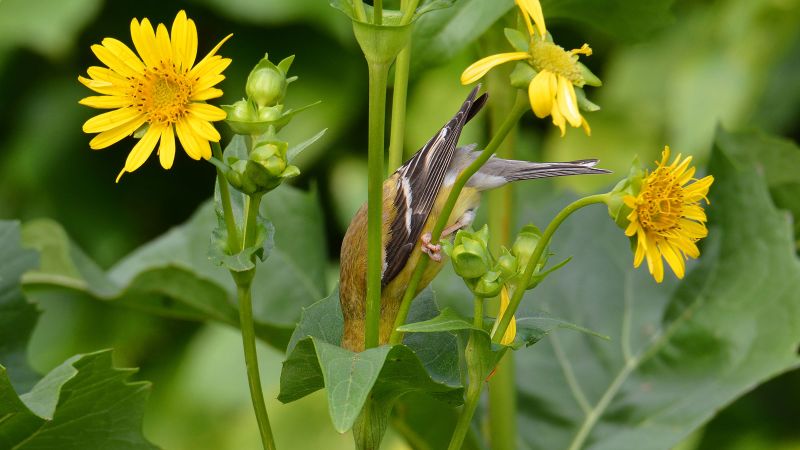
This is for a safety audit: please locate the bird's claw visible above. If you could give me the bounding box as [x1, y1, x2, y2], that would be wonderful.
[420, 232, 442, 262]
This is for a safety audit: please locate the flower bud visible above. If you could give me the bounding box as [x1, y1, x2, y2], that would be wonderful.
[246, 54, 292, 108]
[472, 271, 503, 298]
[495, 248, 518, 279]
[512, 224, 543, 269]
[228, 160, 259, 195]
[257, 105, 284, 122]
[451, 239, 490, 280]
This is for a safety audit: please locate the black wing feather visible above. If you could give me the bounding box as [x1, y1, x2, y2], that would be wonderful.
[382, 87, 487, 285]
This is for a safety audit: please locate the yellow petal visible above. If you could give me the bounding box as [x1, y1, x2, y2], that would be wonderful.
[83, 107, 141, 133]
[79, 95, 131, 109]
[529, 70, 556, 118]
[550, 101, 566, 136]
[184, 17, 198, 69]
[78, 76, 120, 96]
[460, 52, 529, 85]
[188, 103, 227, 121]
[190, 87, 224, 101]
[581, 117, 591, 136]
[516, 0, 546, 38]
[192, 57, 232, 82]
[100, 38, 144, 73]
[117, 125, 161, 182]
[155, 23, 173, 63]
[193, 73, 226, 93]
[556, 76, 582, 127]
[496, 286, 516, 346]
[159, 125, 176, 169]
[189, 34, 233, 78]
[88, 116, 146, 150]
[171, 11, 187, 70]
[91, 44, 139, 78]
[175, 118, 202, 160]
[659, 242, 685, 279]
[129, 18, 159, 67]
[185, 114, 221, 141]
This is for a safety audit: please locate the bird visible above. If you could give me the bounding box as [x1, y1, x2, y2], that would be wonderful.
[339, 86, 609, 351]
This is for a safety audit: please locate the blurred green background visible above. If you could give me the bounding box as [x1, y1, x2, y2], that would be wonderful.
[0, 0, 798, 448]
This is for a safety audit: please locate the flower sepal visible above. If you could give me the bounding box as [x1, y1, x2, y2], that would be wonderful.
[223, 100, 321, 136]
[510, 62, 537, 90]
[605, 158, 644, 230]
[224, 139, 299, 195]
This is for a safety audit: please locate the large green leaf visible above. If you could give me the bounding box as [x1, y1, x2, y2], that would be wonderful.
[279, 288, 463, 433]
[21, 183, 328, 350]
[512, 128, 800, 450]
[0, 221, 40, 393]
[0, 351, 155, 450]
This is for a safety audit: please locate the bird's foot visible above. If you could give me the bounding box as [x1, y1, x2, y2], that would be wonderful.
[420, 232, 442, 262]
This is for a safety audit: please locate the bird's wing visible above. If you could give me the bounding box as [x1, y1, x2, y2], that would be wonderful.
[382, 87, 487, 286]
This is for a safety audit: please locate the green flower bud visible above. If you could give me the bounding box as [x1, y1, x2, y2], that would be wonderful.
[495, 248, 518, 279]
[451, 243, 490, 280]
[257, 105, 284, 122]
[472, 271, 503, 298]
[512, 224, 543, 269]
[246, 56, 288, 108]
[229, 160, 259, 195]
[226, 99, 257, 122]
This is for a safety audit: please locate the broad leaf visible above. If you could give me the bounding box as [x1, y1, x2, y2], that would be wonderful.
[0, 351, 155, 450]
[21, 183, 328, 350]
[0, 221, 40, 392]
[513, 128, 800, 450]
[279, 288, 463, 433]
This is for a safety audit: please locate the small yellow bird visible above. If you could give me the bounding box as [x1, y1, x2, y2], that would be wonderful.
[339, 87, 608, 351]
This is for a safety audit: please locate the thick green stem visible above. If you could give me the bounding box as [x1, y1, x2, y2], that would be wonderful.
[212, 142, 240, 251]
[484, 44, 518, 450]
[491, 194, 610, 343]
[388, 93, 529, 345]
[236, 281, 276, 450]
[243, 195, 262, 250]
[473, 296, 483, 329]
[448, 380, 482, 450]
[387, 45, 411, 175]
[365, 62, 390, 349]
[400, 0, 421, 24]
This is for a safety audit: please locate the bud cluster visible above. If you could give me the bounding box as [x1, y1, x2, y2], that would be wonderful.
[224, 139, 300, 195]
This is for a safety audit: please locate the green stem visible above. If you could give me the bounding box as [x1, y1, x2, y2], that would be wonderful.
[473, 296, 483, 329]
[236, 281, 277, 450]
[491, 193, 610, 343]
[211, 142, 240, 251]
[400, 0, 421, 24]
[387, 44, 411, 176]
[448, 381, 481, 450]
[484, 40, 518, 450]
[365, 62, 390, 349]
[388, 93, 529, 345]
[374, 0, 383, 25]
[243, 194, 262, 249]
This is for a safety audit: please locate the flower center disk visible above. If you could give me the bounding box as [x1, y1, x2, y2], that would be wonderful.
[132, 62, 193, 125]
[530, 41, 583, 83]
[637, 167, 684, 233]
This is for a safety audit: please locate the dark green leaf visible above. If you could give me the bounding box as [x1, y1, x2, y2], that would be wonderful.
[0, 221, 39, 393]
[0, 351, 155, 449]
[279, 288, 463, 433]
[513, 128, 800, 450]
[22, 181, 327, 350]
[540, 0, 675, 42]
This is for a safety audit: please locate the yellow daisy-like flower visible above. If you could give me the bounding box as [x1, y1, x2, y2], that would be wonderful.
[623, 147, 714, 283]
[79, 10, 232, 182]
[460, 0, 594, 136]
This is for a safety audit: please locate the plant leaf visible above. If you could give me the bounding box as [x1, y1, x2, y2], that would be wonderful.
[512, 127, 800, 450]
[0, 221, 40, 393]
[279, 288, 463, 433]
[0, 351, 156, 450]
[21, 181, 328, 350]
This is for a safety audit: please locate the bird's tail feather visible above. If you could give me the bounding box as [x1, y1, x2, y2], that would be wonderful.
[499, 159, 611, 182]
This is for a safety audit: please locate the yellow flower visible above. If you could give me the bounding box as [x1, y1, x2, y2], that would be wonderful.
[491, 286, 517, 346]
[460, 0, 595, 136]
[623, 147, 714, 283]
[79, 11, 232, 182]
